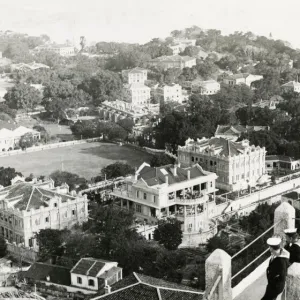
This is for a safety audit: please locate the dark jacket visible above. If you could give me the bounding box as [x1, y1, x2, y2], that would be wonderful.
[266, 248, 289, 295]
[285, 241, 300, 264]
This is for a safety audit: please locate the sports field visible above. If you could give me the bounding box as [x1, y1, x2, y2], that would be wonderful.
[0, 142, 153, 179]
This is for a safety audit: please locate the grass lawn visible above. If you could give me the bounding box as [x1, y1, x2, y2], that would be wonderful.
[0, 142, 153, 179]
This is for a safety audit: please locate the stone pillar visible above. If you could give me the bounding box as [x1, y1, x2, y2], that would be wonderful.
[205, 249, 232, 300]
[286, 263, 300, 299]
[274, 202, 295, 244]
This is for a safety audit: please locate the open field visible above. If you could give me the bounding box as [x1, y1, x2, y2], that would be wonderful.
[0, 142, 153, 179]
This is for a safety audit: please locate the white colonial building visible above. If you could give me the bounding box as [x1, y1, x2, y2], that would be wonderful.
[0, 178, 88, 249]
[223, 73, 263, 87]
[122, 67, 148, 84]
[178, 137, 266, 192]
[112, 162, 218, 235]
[154, 83, 183, 103]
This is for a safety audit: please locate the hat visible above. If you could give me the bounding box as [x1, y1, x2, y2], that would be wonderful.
[267, 237, 282, 247]
[284, 228, 297, 235]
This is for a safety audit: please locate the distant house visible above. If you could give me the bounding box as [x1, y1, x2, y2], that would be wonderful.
[122, 67, 148, 84]
[90, 272, 203, 299]
[252, 99, 277, 110]
[34, 44, 75, 57]
[0, 126, 40, 151]
[281, 190, 300, 211]
[214, 125, 270, 141]
[190, 79, 220, 95]
[148, 55, 196, 70]
[124, 83, 151, 106]
[265, 155, 300, 174]
[70, 258, 122, 291]
[11, 62, 49, 71]
[154, 83, 183, 103]
[169, 39, 196, 55]
[223, 73, 263, 87]
[281, 81, 300, 93]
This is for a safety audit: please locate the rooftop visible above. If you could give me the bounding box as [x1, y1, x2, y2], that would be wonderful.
[71, 258, 115, 277]
[136, 162, 214, 186]
[265, 155, 299, 162]
[91, 272, 203, 300]
[281, 80, 300, 87]
[23, 262, 71, 286]
[215, 125, 269, 137]
[180, 137, 261, 157]
[0, 126, 39, 139]
[151, 55, 195, 62]
[0, 182, 76, 211]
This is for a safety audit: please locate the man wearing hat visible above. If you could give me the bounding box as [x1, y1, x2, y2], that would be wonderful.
[261, 237, 290, 300]
[284, 227, 300, 264]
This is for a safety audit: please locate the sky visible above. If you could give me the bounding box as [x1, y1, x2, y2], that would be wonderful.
[1, 0, 300, 48]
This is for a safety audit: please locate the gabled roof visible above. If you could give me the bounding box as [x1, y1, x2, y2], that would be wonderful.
[215, 125, 268, 137]
[265, 155, 299, 163]
[226, 73, 250, 80]
[137, 163, 213, 187]
[281, 81, 300, 88]
[71, 258, 114, 277]
[0, 182, 76, 211]
[24, 262, 71, 286]
[184, 137, 253, 157]
[90, 273, 203, 300]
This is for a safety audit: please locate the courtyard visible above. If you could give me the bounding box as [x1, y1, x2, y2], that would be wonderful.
[0, 142, 153, 179]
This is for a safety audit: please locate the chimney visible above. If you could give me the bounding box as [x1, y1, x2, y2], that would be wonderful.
[104, 285, 111, 294]
[172, 165, 177, 176]
[165, 175, 169, 185]
[187, 170, 190, 180]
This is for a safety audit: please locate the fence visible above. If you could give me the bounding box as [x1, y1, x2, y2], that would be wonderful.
[0, 137, 102, 158]
[203, 201, 296, 300]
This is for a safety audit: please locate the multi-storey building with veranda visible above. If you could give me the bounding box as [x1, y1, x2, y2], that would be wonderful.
[112, 162, 218, 235]
[178, 137, 266, 192]
[0, 178, 88, 249]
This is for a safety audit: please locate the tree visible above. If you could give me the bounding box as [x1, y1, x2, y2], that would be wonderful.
[19, 133, 35, 149]
[153, 218, 183, 250]
[85, 204, 137, 257]
[0, 236, 7, 257]
[79, 70, 124, 105]
[49, 170, 87, 191]
[0, 167, 22, 187]
[33, 125, 50, 143]
[4, 83, 42, 111]
[101, 162, 134, 180]
[150, 154, 175, 167]
[36, 229, 66, 260]
[117, 118, 135, 134]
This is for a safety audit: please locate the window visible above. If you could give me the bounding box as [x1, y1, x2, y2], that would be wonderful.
[153, 196, 156, 203]
[136, 204, 142, 213]
[45, 217, 49, 223]
[136, 191, 140, 198]
[54, 203, 57, 208]
[191, 156, 195, 162]
[88, 279, 95, 286]
[77, 277, 82, 284]
[72, 209, 75, 216]
[143, 193, 147, 200]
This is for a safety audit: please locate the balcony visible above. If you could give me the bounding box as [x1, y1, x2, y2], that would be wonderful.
[168, 190, 209, 205]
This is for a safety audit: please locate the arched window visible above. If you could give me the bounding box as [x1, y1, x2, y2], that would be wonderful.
[88, 279, 95, 286]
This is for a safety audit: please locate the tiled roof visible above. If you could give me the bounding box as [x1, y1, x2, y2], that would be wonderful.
[151, 55, 195, 63]
[24, 262, 71, 286]
[0, 182, 76, 211]
[215, 125, 269, 137]
[184, 137, 251, 157]
[90, 272, 203, 300]
[138, 164, 211, 187]
[71, 258, 113, 277]
[282, 191, 299, 200]
[281, 81, 300, 87]
[266, 155, 298, 162]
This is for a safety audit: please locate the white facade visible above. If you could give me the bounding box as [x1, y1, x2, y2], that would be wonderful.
[148, 55, 196, 70]
[0, 180, 88, 249]
[191, 80, 220, 95]
[122, 68, 148, 84]
[34, 45, 75, 57]
[0, 126, 40, 151]
[71, 259, 122, 291]
[178, 138, 266, 192]
[281, 81, 300, 93]
[154, 84, 183, 103]
[125, 83, 151, 106]
[223, 74, 263, 87]
[170, 39, 197, 55]
[112, 162, 218, 235]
